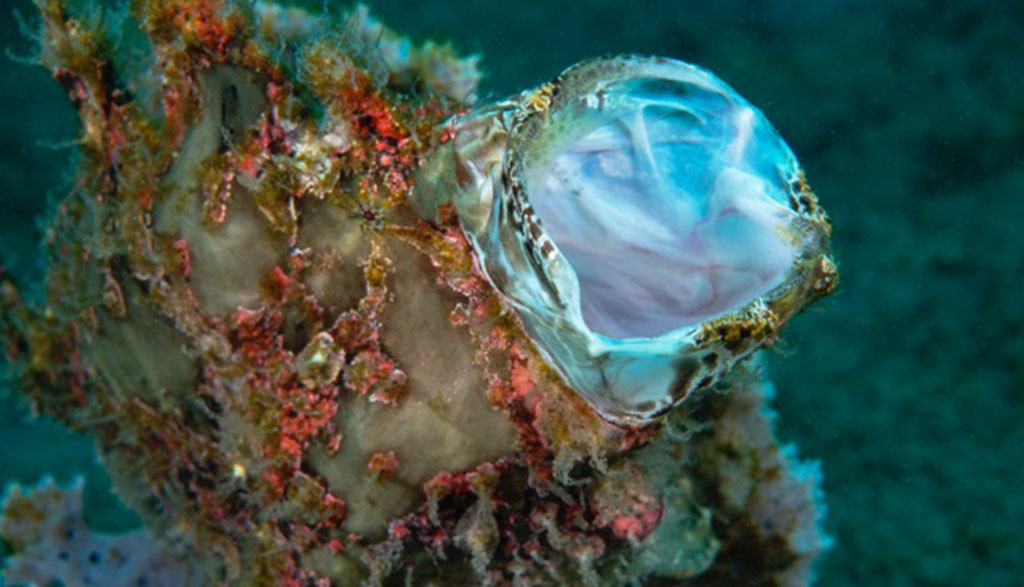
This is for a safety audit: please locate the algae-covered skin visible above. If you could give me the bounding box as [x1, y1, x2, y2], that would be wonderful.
[0, 1, 834, 585]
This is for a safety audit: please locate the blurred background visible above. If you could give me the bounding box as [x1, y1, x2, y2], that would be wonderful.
[1, 0, 1021, 584]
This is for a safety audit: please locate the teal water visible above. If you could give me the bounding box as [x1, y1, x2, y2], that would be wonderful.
[1, 1, 1021, 584]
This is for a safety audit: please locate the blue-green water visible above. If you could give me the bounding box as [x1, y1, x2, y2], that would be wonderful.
[1, 1, 1021, 584]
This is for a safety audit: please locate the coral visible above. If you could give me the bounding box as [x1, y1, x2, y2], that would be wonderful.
[0, 1, 834, 585]
[1, 477, 202, 586]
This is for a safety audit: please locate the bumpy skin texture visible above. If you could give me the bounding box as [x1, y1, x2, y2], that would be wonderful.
[0, 1, 832, 585]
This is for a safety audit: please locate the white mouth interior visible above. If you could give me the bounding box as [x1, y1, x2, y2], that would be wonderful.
[525, 76, 797, 340]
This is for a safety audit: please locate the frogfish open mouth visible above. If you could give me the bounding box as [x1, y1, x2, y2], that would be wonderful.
[417, 55, 836, 424]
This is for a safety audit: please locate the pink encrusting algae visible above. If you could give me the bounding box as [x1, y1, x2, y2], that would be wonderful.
[0, 1, 835, 585]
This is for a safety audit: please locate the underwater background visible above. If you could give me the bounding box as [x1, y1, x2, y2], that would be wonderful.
[0, 0, 1020, 585]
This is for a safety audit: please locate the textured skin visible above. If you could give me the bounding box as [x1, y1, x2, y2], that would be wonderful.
[0, 2, 833, 585]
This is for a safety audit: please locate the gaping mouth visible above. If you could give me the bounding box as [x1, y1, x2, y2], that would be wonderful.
[420, 55, 834, 423]
[523, 75, 799, 339]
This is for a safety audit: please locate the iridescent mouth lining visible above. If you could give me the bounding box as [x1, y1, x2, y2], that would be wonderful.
[524, 76, 797, 340]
